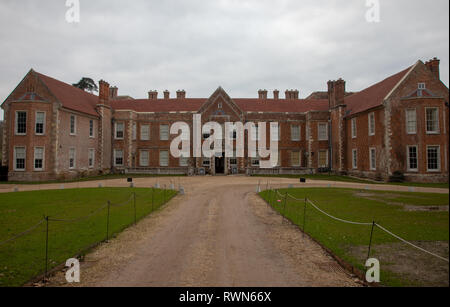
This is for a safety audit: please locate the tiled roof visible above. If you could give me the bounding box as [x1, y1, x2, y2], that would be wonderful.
[344, 65, 413, 116]
[111, 98, 329, 113]
[36, 72, 99, 116]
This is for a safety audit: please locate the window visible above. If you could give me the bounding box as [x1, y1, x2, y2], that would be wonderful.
[418, 83, 426, 97]
[140, 150, 149, 167]
[70, 115, 76, 135]
[291, 125, 300, 141]
[14, 147, 26, 171]
[318, 150, 328, 168]
[251, 157, 260, 167]
[407, 146, 418, 171]
[426, 108, 439, 133]
[15, 111, 27, 135]
[132, 123, 137, 140]
[291, 151, 301, 167]
[89, 120, 94, 138]
[271, 125, 280, 142]
[369, 148, 376, 170]
[406, 109, 417, 134]
[34, 147, 44, 170]
[69, 148, 76, 169]
[203, 159, 210, 167]
[140, 124, 150, 141]
[115, 122, 124, 139]
[427, 146, 440, 171]
[88, 149, 95, 168]
[180, 156, 189, 167]
[35, 112, 45, 135]
[114, 149, 124, 166]
[368, 113, 375, 136]
[160, 125, 169, 141]
[318, 123, 328, 140]
[352, 149, 357, 169]
[159, 150, 169, 166]
[351, 118, 357, 138]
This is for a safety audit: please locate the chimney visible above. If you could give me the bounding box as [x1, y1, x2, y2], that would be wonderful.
[109, 86, 118, 100]
[258, 89, 268, 100]
[176, 90, 186, 99]
[148, 90, 158, 100]
[285, 89, 299, 100]
[273, 89, 279, 100]
[327, 78, 346, 108]
[98, 80, 110, 105]
[164, 90, 170, 100]
[425, 57, 440, 80]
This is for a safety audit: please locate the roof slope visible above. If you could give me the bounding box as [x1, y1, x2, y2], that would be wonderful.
[36, 72, 99, 116]
[111, 98, 329, 113]
[344, 66, 413, 116]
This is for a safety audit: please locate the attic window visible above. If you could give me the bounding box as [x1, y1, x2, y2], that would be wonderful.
[218, 103, 222, 109]
[418, 83, 426, 97]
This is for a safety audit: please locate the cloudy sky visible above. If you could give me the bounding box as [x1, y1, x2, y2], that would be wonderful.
[0, 0, 448, 119]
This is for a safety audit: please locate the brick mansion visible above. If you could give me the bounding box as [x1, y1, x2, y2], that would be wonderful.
[1, 58, 448, 182]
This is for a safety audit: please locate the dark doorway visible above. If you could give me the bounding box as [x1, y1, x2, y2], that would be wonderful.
[215, 154, 225, 174]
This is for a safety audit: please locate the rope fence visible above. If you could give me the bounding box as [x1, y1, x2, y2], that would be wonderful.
[0, 186, 177, 286]
[260, 183, 449, 283]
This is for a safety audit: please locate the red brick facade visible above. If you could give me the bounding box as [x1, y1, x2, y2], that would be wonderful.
[1, 58, 448, 182]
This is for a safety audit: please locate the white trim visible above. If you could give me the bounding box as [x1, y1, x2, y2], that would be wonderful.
[405, 108, 417, 134]
[352, 149, 358, 169]
[384, 61, 419, 101]
[179, 156, 189, 167]
[406, 145, 418, 172]
[351, 118, 357, 139]
[114, 149, 124, 167]
[33, 146, 45, 171]
[426, 145, 441, 172]
[13, 146, 26, 171]
[159, 150, 169, 167]
[70, 114, 77, 136]
[368, 112, 375, 136]
[291, 125, 301, 141]
[160, 124, 169, 141]
[140, 124, 150, 141]
[291, 150, 301, 167]
[88, 148, 95, 168]
[15, 110, 27, 136]
[369, 147, 376, 171]
[318, 123, 328, 141]
[318, 150, 328, 168]
[425, 107, 440, 134]
[114, 122, 125, 140]
[35, 111, 46, 136]
[89, 120, 95, 138]
[69, 147, 76, 169]
[139, 150, 150, 167]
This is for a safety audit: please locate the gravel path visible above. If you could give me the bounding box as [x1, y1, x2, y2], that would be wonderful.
[42, 176, 366, 287]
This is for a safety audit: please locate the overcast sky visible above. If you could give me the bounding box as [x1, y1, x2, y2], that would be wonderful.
[0, 0, 448, 120]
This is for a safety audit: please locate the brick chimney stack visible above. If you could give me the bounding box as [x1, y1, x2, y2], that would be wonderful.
[425, 57, 440, 80]
[109, 86, 118, 100]
[99, 80, 110, 105]
[327, 78, 346, 108]
[176, 90, 186, 99]
[285, 89, 299, 100]
[148, 90, 158, 100]
[164, 90, 170, 100]
[273, 89, 279, 100]
[258, 89, 268, 100]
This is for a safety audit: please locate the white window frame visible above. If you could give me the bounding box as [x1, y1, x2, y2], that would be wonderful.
[70, 115, 76, 135]
[426, 145, 440, 172]
[202, 159, 210, 167]
[159, 150, 169, 167]
[352, 149, 358, 169]
[140, 124, 150, 141]
[140, 150, 149, 167]
[33, 147, 45, 171]
[132, 123, 137, 140]
[35, 111, 46, 135]
[291, 125, 301, 141]
[114, 149, 124, 167]
[14, 146, 26, 171]
[318, 123, 328, 141]
[318, 150, 328, 168]
[425, 107, 439, 134]
[405, 109, 417, 134]
[69, 147, 76, 169]
[351, 118, 357, 139]
[291, 151, 301, 167]
[368, 113, 375, 136]
[89, 120, 95, 138]
[369, 147, 376, 171]
[115, 122, 125, 140]
[160, 124, 169, 141]
[271, 125, 280, 142]
[88, 148, 95, 168]
[407, 145, 418, 172]
[251, 157, 260, 167]
[15, 111, 27, 136]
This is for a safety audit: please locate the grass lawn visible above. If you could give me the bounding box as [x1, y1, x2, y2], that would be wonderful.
[253, 174, 449, 189]
[0, 187, 177, 287]
[0, 173, 186, 185]
[260, 188, 449, 287]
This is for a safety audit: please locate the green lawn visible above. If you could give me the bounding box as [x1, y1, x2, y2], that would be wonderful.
[0, 173, 186, 185]
[253, 174, 449, 189]
[0, 187, 177, 287]
[260, 188, 449, 287]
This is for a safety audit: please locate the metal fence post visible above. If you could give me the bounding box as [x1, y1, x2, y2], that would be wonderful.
[106, 201, 110, 242]
[367, 221, 376, 260]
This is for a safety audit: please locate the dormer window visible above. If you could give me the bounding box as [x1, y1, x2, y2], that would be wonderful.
[418, 83, 426, 97]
